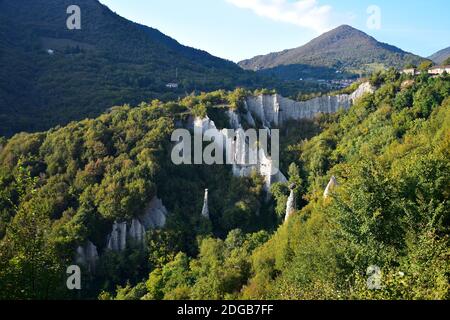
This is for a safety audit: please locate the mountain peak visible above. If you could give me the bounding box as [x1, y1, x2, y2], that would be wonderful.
[239, 25, 424, 74]
[311, 24, 376, 42]
[332, 24, 361, 32]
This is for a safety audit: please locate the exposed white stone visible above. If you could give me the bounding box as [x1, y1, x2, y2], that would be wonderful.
[324, 176, 339, 199]
[85, 241, 99, 268]
[245, 82, 374, 127]
[75, 241, 99, 272]
[107, 221, 127, 252]
[129, 218, 146, 246]
[256, 147, 288, 190]
[285, 187, 296, 222]
[75, 246, 85, 265]
[140, 196, 168, 229]
[229, 124, 287, 191]
[242, 101, 256, 127]
[104, 196, 168, 252]
[226, 83, 372, 190]
[194, 115, 287, 191]
[194, 116, 218, 133]
[201, 189, 209, 219]
[190, 85, 370, 194]
[350, 82, 375, 101]
[227, 110, 241, 129]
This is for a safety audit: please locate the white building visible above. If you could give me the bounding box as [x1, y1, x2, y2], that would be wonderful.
[402, 68, 418, 76]
[428, 66, 450, 76]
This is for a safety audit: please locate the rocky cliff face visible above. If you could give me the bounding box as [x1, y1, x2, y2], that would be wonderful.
[75, 195, 168, 268]
[285, 186, 296, 222]
[129, 219, 146, 246]
[105, 196, 169, 253]
[245, 82, 374, 127]
[201, 189, 210, 219]
[193, 83, 374, 191]
[191, 83, 373, 192]
[75, 241, 99, 273]
[324, 176, 339, 199]
[107, 222, 127, 252]
[75, 83, 371, 268]
[141, 196, 168, 230]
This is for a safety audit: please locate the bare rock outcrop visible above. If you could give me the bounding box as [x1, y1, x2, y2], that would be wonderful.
[245, 82, 374, 127]
[201, 189, 209, 219]
[107, 221, 127, 252]
[75, 241, 99, 272]
[140, 196, 168, 229]
[285, 184, 296, 222]
[129, 218, 146, 246]
[104, 196, 168, 252]
[194, 114, 287, 192]
[323, 176, 339, 199]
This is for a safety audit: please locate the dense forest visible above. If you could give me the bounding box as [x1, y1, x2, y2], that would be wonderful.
[0, 69, 448, 300]
[0, 0, 325, 137]
[107, 70, 450, 300]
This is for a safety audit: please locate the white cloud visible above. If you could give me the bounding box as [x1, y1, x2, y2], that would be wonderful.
[226, 0, 333, 33]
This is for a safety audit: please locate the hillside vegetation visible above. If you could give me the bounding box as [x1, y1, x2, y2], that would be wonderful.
[0, 70, 448, 300]
[112, 71, 449, 300]
[0, 88, 312, 299]
[0, 0, 322, 137]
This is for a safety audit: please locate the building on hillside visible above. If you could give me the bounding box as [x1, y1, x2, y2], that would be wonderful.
[402, 68, 419, 76]
[428, 66, 450, 76]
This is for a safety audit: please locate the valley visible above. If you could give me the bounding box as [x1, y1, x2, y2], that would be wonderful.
[0, 0, 449, 303]
[1, 68, 449, 300]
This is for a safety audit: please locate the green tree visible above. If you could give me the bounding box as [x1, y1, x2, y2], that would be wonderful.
[0, 163, 67, 299]
[418, 60, 433, 72]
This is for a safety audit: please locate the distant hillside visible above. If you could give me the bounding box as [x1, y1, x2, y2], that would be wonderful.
[239, 25, 425, 79]
[429, 47, 450, 64]
[0, 0, 269, 136]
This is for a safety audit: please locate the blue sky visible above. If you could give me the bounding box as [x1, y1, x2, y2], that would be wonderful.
[99, 0, 450, 62]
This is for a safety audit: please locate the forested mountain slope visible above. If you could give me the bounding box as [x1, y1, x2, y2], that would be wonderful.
[112, 71, 449, 300]
[239, 25, 425, 79]
[0, 71, 448, 300]
[0, 0, 319, 136]
[0, 88, 291, 299]
[0, 0, 243, 136]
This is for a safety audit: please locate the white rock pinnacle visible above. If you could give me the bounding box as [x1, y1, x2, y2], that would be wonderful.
[324, 176, 339, 199]
[201, 189, 209, 219]
[285, 184, 296, 222]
